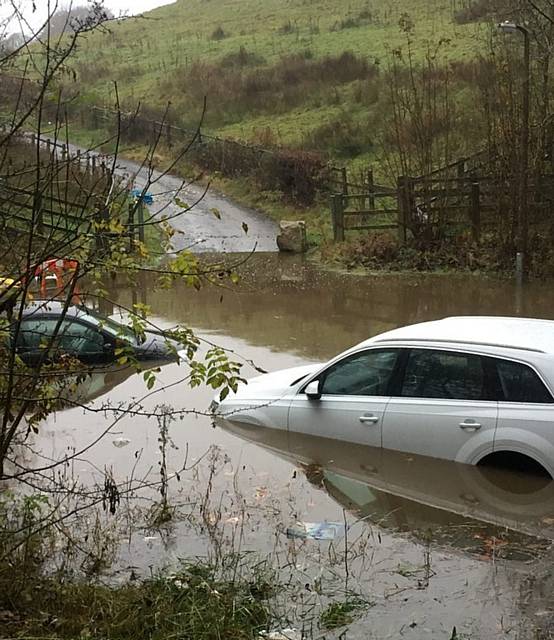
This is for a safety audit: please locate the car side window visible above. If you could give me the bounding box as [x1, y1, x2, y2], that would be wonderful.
[495, 359, 553, 403]
[18, 319, 58, 349]
[57, 321, 104, 355]
[320, 350, 399, 396]
[19, 318, 103, 355]
[401, 349, 489, 401]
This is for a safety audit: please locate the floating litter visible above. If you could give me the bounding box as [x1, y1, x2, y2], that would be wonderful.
[259, 628, 302, 640]
[285, 522, 345, 540]
[112, 437, 131, 448]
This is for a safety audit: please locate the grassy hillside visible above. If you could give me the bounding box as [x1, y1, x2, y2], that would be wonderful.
[76, 0, 481, 84]
[71, 0, 486, 160]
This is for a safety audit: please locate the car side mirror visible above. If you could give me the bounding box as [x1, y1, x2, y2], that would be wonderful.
[304, 380, 321, 400]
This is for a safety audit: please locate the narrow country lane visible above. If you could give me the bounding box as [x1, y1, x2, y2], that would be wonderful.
[62, 141, 280, 253]
[120, 157, 279, 253]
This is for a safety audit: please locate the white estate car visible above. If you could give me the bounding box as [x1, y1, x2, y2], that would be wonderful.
[213, 317, 554, 478]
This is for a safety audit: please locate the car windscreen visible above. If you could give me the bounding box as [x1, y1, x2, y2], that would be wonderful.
[79, 309, 137, 342]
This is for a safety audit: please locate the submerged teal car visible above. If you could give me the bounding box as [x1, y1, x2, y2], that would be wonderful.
[13, 301, 177, 365]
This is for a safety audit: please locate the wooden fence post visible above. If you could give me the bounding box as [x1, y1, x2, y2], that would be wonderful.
[470, 181, 481, 243]
[367, 167, 375, 210]
[457, 159, 467, 179]
[331, 194, 345, 242]
[341, 167, 348, 196]
[137, 200, 145, 245]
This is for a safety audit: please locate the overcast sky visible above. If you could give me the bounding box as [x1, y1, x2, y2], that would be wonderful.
[1, 0, 176, 34]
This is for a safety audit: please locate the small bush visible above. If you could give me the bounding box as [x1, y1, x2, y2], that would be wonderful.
[453, 0, 494, 24]
[210, 25, 227, 40]
[111, 103, 176, 146]
[220, 46, 265, 68]
[190, 138, 328, 205]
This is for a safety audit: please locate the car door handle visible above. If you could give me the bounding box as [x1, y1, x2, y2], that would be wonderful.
[459, 421, 482, 431]
[359, 414, 379, 424]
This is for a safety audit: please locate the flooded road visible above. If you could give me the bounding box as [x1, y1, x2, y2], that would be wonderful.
[35, 257, 554, 639]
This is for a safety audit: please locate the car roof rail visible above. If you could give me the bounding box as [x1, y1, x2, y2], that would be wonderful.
[374, 337, 546, 354]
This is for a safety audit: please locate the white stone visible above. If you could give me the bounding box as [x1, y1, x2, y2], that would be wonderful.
[276, 220, 307, 253]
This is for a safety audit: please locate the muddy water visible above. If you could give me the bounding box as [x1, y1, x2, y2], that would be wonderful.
[37, 256, 554, 639]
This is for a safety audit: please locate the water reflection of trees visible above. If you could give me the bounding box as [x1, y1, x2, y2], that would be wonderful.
[107, 256, 554, 361]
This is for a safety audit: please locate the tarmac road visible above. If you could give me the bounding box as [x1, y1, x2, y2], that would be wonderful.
[62, 142, 279, 253]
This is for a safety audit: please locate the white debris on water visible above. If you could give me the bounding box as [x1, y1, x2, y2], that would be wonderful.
[259, 629, 302, 640]
[285, 522, 345, 540]
[112, 437, 131, 448]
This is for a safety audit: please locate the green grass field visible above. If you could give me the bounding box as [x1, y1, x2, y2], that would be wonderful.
[71, 0, 486, 157]
[77, 0, 480, 77]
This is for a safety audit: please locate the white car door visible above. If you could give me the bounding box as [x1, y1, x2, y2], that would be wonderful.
[382, 348, 498, 463]
[287, 348, 401, 447]
[493, 357, 554, 475]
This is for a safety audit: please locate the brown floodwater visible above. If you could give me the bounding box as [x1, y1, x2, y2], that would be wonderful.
[34, 255, 554, 639]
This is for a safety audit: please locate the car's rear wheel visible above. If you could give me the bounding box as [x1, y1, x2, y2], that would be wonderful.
[477, 451, 552, 480]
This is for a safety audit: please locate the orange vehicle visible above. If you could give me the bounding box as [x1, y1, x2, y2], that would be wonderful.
[33, 258, 81, 301]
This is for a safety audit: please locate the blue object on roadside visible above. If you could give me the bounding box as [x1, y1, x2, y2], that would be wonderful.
[131, 188, 154, 205]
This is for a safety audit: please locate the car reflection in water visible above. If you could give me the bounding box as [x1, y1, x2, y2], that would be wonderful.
[30, 355, 176, 414]
[215, 417, 554, 560]
[62, 362, 161, 409]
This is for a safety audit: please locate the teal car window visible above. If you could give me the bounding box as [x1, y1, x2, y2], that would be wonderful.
[19, 318, 104, 355]
[321, 350, 399, 396]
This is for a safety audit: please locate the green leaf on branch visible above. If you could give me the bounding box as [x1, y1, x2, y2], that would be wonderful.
[174, 197, 190, 210]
